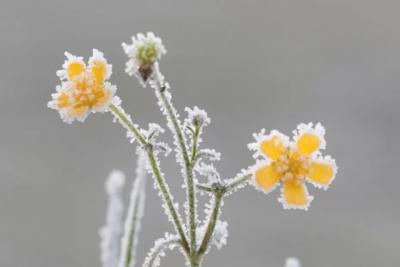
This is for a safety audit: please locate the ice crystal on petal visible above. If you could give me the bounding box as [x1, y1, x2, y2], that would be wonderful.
[48, 50, 116, 123]
[293, 122, 326, 153]
[100, 170, 125, 267]
[249, 123, 337, 210]
[284, 258, 301, 267]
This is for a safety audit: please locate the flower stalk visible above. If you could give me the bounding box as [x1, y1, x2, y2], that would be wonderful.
[108, 102, 190, 253]
[154, 83, 198, 261]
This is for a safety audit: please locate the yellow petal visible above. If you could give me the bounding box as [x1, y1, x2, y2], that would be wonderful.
[254, 163, 281, 192]
[69, 104, 89, 119]
[260, 135, 287, 160]
[57, 92, 70, 109]
[67, 62, 85, 81]
[90, 60, 107, 84]
[281, 180, 311, 209]
[296, 133, 321, 156]
[308, 161, 335, 188]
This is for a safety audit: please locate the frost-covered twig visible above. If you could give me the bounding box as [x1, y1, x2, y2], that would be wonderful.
[100, 170, 125, 267]
[118, 150, 147, 267]
[152, 69, 198, 260]
[109, 102, 189, 253]
[197, 187, 224, 258]
[143, 233, 182, 267]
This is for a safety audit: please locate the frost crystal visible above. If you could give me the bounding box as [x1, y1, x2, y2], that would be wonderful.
[184, 106, 211, 129]
[284, 257, 301, 267]
[212, 220, 228, 249]
[195, 163, 220, 184]
[197, 148, 221, 162]
[143, 233, 180, 267]
[122, 32, 166, 86]
[48, 49, 116, 123]
[118, 151, 147, 267]
[100, 170, 125, 267]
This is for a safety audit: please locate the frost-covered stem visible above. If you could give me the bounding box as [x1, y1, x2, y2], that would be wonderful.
[144, 236, 183, 267]
[118, 150, 147, 267]
[197, 189, 224, 259]
[225, 174, 252, 193]
[109, 104, 147, 146]
[145, 145, 190, 253]
[108, 103, 190, 253]
[191, 125, 201, 162]
[154, 86, 197, 258]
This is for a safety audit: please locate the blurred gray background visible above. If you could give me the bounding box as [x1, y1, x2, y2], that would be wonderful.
[1, 0, 399, 266]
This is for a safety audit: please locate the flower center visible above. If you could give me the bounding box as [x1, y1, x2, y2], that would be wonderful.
[272, 149, 311, 184]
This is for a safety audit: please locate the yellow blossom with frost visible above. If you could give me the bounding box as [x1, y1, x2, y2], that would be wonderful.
[48, 49, 116, 123]
[248, 123, 337, 210]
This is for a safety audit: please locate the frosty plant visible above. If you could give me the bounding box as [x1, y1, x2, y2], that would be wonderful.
[48, 32, 338, 267]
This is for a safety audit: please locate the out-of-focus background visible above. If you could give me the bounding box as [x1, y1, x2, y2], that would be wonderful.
[1, 1, 399, 266]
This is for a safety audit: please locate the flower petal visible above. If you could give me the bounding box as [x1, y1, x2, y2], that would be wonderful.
[260, 133, 288, 160]
[307, 156, 337, 189]
[279, 180, 313, 210]
[89, 49, 112, 84]
[254, 163, 282, 193]
[294, 123, 326, 156]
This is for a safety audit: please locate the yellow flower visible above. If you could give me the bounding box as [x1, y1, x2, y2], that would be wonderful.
[248, 123, 337, 210]
[48, 49, 116, 123]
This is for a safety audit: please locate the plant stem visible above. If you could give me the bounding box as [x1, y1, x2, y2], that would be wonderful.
[225, 174, 252, 193]
[119, 150, 147, 267]
[191, 125, 200, 162]
[197, 190, 224, 258]
[155, 87, 198, 258]
[108, 103, 190, 253]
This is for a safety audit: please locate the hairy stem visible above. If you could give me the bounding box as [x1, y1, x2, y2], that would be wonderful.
[197, 190, 224, 258]
[109, 103, 190, 253]
[155, 87, 197, 258]
[118, 150, 147, 267]
[225, 174, 252, 193]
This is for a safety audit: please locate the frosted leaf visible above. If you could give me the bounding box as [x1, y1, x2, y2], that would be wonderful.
[100, 170, 125, 267]
[212, 220, 228, 249]
[142, 233, 180, 267]
[284, 258, 301, 267]
[197, 148, 221, 162]
[152, 142, 172, 157]
[195, 163, 220, 184]
[118, 150, 147, 267]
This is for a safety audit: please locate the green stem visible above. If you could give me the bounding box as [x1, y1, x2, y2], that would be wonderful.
[109, 104, 146, 145]
[155, 87, 197, 258]
[191, 126, 200, 162]
[225, 174, 252, 193]
[197, 190, 224, 258]
[108, 103, 190, 253]
[146, 147, 190, 253]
